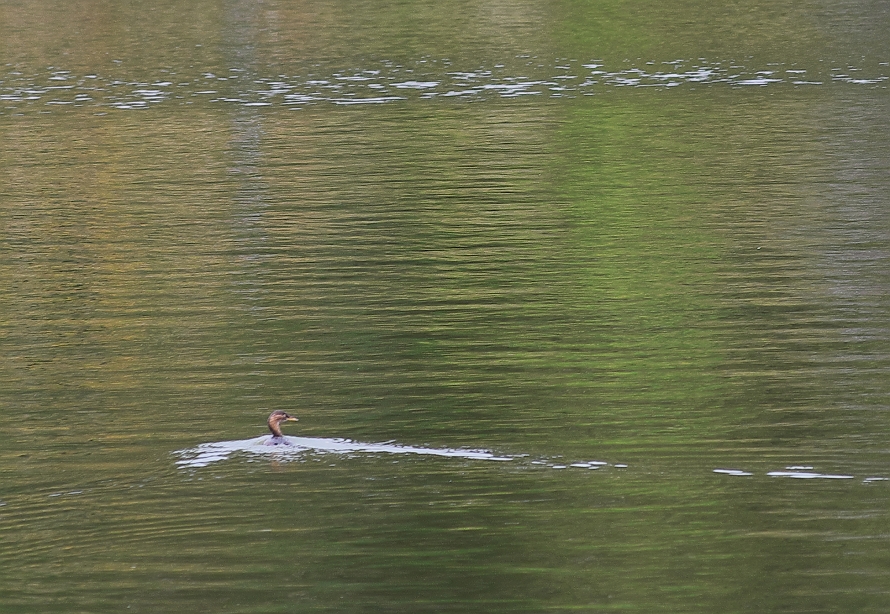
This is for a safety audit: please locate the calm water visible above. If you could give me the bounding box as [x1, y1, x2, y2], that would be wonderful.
[2, 0, 890, 612]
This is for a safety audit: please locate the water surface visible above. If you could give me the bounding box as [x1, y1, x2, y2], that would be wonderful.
[2, 0, 890, 612]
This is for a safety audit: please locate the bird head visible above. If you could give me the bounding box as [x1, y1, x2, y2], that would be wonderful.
[267, 410, 298, 437]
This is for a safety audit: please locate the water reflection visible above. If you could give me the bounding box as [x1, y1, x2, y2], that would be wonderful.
[2, 0, 890, 608]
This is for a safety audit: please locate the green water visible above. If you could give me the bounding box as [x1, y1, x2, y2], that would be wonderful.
[2, 0, 889, 612]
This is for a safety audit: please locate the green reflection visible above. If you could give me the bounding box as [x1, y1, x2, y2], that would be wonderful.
[2, 0, 890, 612]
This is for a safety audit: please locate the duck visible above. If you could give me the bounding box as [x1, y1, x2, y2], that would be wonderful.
[266, 410, 298, 445]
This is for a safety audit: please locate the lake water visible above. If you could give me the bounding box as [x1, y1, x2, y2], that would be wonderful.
[1, 0, 889, 612]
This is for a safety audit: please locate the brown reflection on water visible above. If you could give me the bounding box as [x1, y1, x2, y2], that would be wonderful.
[1, 110, 239, 447]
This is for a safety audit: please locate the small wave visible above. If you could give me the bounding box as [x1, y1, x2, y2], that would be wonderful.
[3, 58, 887, 115]
[714, 466, 879, 480]
[767, 471, 854, 479]
[174, 436, 624, 471]
[174, 435, 514, 468]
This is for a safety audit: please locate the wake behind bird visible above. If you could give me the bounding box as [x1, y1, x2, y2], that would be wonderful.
[174, 435, 515, 469]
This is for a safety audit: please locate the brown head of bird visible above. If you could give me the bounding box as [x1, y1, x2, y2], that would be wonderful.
[267, 410, 298, 438]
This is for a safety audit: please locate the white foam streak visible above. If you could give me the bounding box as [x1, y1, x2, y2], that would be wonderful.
[175, 435, 513, 468]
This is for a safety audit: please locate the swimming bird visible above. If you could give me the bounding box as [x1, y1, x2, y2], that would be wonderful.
[266, 410, 298, 445]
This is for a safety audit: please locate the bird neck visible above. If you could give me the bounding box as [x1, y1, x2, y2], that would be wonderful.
[268, 421, 284, 437]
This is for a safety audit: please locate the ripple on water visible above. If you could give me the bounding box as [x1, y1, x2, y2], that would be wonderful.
[713, 469, 754, 476]
[1, 58, 886, 115]
[173, 436, 625, 472]
[713, 467, 882, 480]
[174, 435, 515, 469]
[767, 471, 855, 480]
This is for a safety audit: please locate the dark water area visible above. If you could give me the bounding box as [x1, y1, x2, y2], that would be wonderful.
[2, 0, 890, 612]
